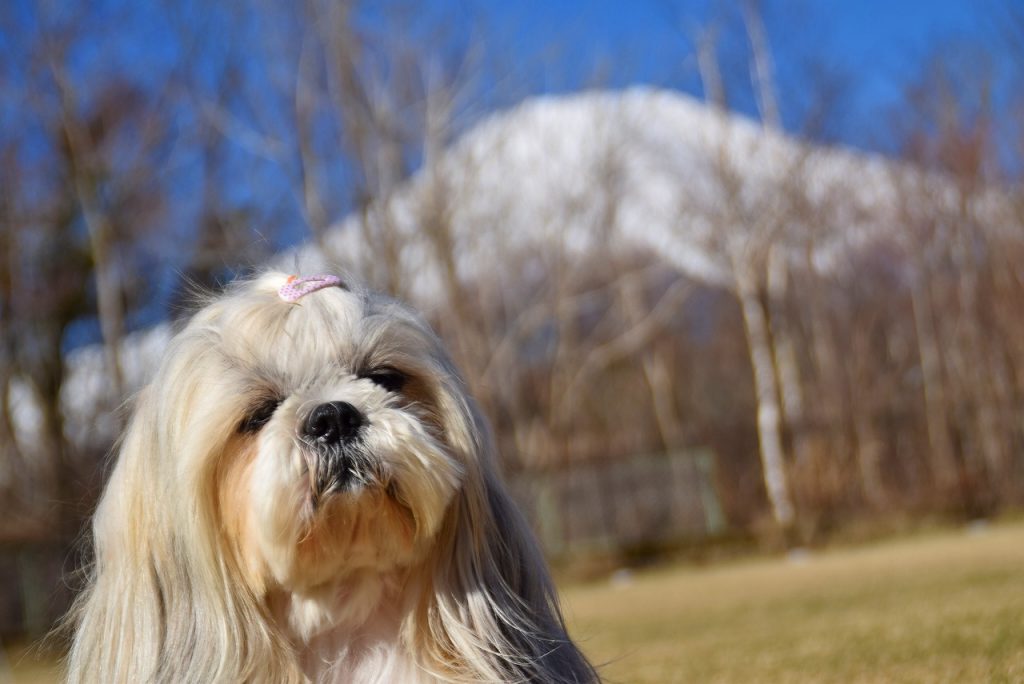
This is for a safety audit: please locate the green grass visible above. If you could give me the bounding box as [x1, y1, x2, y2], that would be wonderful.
[562, 520, 1024, 683]
[8, 521, 1024, 683]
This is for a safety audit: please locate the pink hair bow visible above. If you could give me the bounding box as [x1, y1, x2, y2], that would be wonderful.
[278, 274, 343, 302]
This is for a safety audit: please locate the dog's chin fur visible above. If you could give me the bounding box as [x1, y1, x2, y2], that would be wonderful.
[65, 271, 597, 684]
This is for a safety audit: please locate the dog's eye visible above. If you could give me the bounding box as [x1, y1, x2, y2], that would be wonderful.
[239, 398, 282, 434]
[362, 367, 407, 393]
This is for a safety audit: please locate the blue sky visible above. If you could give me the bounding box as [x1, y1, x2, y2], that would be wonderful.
[3, 0, 1014, 345]
[470, 0, 1005, 150]
[6, 0, 1006, 155]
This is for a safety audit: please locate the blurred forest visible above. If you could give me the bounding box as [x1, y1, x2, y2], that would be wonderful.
[3, 0, 1024, 639]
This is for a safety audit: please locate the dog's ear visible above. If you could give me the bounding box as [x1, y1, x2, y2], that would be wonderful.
[413, 383, 598, 683]
[65, 344, 303, 684]
[65, 388, 168, 683]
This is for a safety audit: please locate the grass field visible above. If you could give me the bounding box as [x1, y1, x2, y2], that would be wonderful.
[6, 521, 1024, 683]
[562, 520, 1024, 683]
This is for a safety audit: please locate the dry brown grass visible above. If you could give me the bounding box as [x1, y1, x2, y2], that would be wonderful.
[3, 640, 62, 684]
[562, 520, 1024, 683]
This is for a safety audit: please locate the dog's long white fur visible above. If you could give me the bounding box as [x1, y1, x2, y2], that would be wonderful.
[65, 271, 597, 683]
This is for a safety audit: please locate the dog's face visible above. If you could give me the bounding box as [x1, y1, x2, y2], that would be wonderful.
[169, 273, 465, 593]
[71, 271, 596, 683]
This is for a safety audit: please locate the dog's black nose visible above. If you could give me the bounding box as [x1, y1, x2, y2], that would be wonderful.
[304, 401, 363, 445]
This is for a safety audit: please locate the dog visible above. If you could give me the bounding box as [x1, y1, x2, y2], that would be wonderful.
[66, 272, 597, 683]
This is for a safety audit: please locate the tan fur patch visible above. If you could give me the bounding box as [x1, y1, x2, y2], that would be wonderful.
[216, 435, 267, 592]
[293, 490, 418, 587]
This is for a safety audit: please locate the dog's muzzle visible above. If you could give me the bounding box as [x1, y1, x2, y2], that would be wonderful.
[304, 401, 368, 499]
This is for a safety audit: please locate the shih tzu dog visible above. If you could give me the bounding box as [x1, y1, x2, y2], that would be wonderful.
[67, 272, 597, 683]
